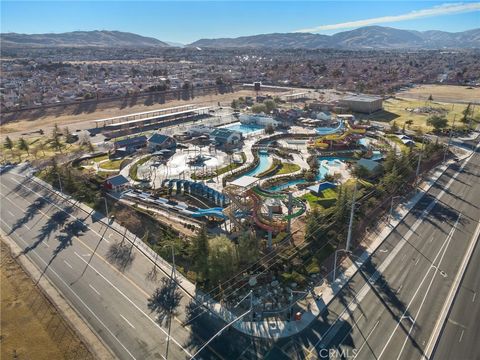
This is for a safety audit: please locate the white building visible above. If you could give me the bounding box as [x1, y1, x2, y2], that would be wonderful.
[239, 114, 280, 128]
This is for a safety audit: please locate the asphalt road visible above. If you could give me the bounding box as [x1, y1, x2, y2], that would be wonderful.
[432, 210, 480, 360]
[0, 166, 226, 360]
[2, 141, 479, 360]
[216, 142, 480, 360]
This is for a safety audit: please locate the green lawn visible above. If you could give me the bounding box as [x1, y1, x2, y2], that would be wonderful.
[99, 159, 123, 170]
[277, 163, 301, 175]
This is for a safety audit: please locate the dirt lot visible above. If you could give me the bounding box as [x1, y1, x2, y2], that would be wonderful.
[0, 239, 94, 360]
[396, 84, 480, 104]
[0, 89, 281, 139]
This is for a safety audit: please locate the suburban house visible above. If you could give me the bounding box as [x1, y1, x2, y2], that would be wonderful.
[113, 135, 147, 156]
[147, 133, 176, 152]
[104, 174, 130, 192]
[210, 128, 242, 147]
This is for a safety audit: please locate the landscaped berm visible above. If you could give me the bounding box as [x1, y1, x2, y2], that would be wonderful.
[0, 239, 94, 360]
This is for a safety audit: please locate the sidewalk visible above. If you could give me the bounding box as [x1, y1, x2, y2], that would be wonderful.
[22, 142, 472, 340]
[229, 153, 468, 339]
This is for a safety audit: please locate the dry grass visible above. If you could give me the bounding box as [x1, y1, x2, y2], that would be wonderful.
[0, 239, 93, 360]
[366, 97, 479, 132]
[397, 85, 480, 104]
[0, 89, 268, 137]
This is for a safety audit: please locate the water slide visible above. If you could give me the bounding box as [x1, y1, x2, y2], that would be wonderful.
[310, 120, 366, 149]
[124, 190, 228, 220]
[191, 208, 228, 220]
[252, 186, 306, 219]
[248, 189, 286, 233]
[315, 120, 344, 135]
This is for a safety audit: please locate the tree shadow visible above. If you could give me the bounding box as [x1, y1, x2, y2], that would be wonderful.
[8, 197, 48, 235]
[106, 241, 136, 272]
[148, 276, 183, 326]
[22, 207, 72, 255]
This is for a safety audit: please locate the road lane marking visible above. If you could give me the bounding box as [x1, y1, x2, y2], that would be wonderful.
[43, 242, 50, 248]
[309, 190, 450, 353]
[379, 214, 461, 360]
[0, 221, 137, 360]
[7, 210, 15, 217]
[63, 260, 73, 269]
[354, 320, 380, 359]
[89, 284, 101, 296]
[120, 314, 136, 329]
[73, 252, 192, 357]
[473, 292, 476, 303]
[424, 215, 480, 358]
[459, 329, 464, 343]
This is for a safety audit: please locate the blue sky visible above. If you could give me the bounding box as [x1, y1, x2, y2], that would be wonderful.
[1, 1, 479, 43]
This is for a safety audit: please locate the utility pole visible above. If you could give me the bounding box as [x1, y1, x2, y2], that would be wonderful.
[345, 180, 358, 253]
[57, 173, 63, 193]
[165, 245, 176, 360]
[267, 205, 273, 249]
[415, 136, 426, 189]
[443, 115, 456, 163]
[103, 196, 109, 220]
[287, 192, 293, 233]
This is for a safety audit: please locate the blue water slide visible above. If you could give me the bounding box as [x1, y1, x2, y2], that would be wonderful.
[191, 208, 227, 219]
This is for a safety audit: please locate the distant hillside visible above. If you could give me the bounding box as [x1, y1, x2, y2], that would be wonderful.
[189, 26, 480, 49]
[0, 30, 170, 47]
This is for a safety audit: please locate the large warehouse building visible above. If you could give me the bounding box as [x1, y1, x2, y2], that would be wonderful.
[340, 94, 383, 114]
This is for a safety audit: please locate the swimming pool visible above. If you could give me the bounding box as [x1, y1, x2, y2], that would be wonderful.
[223, 122, 265, 134]
[315, 121, 344, 135]
[268, 156, 351, 191]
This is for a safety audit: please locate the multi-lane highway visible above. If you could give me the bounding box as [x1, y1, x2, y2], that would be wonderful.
[432, 211, 480, 360]
[218, 142, 480, 359]
[0, 166, 227, 360]
[2, 139, 479, 360]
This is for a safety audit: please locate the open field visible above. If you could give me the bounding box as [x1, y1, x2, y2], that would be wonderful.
[365, 97, 479, 132]
[0, 89, 285, 139]
[0, 239, 94, 360]
[396, 84, 480, 104]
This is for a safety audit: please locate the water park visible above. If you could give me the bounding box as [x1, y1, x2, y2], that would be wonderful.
[103, 104, 390, 248]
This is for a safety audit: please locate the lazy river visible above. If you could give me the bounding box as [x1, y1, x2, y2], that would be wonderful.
[269, 156, 352, 191]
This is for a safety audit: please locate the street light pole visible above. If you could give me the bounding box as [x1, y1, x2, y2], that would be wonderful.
[345, 180, 358, 253]
[333, 249, 351, 281]
[57, 173, 63, 193]
[443, 114, 456, 163]
[103, 196, 109, 220]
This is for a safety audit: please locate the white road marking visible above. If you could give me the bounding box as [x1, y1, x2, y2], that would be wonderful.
[120, 314, 136, 329]
[380, 214, 461, 360]
[89, 284, 101, 296]
[0, 220, 137, 360]
[354, 320, 380, 359]
[73, 252, 192, 357]
[43, 242, 50, 248]
[63, 260, 73, 269]
[7, 210, 15, 217]
[459, 329, 464, 343]
[472, 292, 476, 303]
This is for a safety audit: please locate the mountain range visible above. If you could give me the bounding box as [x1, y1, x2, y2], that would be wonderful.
[1, 26, 479, 49]
[189, 26, 480, 49]
[0, 30, 169, 47]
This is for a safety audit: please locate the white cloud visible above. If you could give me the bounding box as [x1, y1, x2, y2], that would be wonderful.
[295, 2, 480, 33]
